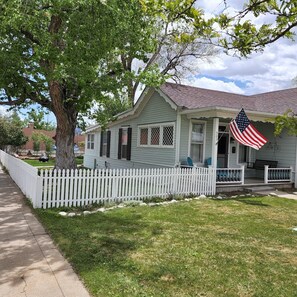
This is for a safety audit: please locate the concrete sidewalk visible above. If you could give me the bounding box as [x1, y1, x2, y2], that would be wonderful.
[0, 167, 91, 297]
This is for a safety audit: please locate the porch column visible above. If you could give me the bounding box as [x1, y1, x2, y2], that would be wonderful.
[175, 112, 182, 165]
[212, 117, 219, 169]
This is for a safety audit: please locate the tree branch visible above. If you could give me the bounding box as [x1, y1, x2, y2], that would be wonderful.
[20, 28, 41, 45]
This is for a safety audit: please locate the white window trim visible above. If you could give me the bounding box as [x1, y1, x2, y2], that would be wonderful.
[138, 122, 175, 148]
[87, 133, 95, 150]
[188, 120, 206, 166]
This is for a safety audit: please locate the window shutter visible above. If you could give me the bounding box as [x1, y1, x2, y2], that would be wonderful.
[106, 131, 111, 158]
[118, 128, 122, 159]
[100, 131, 104, 156]
[127, 127, 132, 161]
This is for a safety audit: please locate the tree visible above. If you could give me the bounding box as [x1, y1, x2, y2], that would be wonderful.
[25, 108, 56, 131]
[274, 110, 297, 137]
[215, 1, 297, 56]
[0, 0, 122, 169]
[104, 0, 219, 105]
[31, 132, 54, 154]
[0, 116, 27, 151]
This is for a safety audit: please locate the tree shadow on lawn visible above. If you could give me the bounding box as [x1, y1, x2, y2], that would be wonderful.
[50, 211, 164, 275]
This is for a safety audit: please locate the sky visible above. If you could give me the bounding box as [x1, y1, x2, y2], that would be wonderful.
[1, 1, 297, 121]
[180, 0, 297, 95]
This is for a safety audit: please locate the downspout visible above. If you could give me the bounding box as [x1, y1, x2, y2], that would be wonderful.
[175, 112, 182, 166]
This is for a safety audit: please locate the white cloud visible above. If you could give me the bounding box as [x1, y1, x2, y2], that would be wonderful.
[181, 76, 245, 94]
[187, 1, 297, 95]
[0, 106, 10, 117]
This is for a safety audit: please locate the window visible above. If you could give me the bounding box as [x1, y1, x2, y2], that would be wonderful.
[121, 128, 128, 159]
[151, 127, 160, 145]
[87, 134, 94, 149]
[138, 123, 175, 148]
[140, 128, 148, 145]
[163, 126, 174, 146]
[118, 127, 132, 160]
[190, 123, 205, 163]
[100, 131, 111, 157]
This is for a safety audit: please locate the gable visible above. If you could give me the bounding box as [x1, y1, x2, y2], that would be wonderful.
[109, 88, 177, 127]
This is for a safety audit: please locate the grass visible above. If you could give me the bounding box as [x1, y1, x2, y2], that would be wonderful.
[23, 157, 83, 167]
[35, 196, 297, 297]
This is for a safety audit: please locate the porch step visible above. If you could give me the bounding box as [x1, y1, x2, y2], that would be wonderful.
[244, 186, 275, 193]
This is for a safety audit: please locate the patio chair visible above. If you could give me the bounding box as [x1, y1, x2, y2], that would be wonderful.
[187, 156, 194, 168]
[205, 157, 212, 167]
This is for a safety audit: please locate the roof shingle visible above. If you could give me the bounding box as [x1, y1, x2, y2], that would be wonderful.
[160, 82, 297, 115]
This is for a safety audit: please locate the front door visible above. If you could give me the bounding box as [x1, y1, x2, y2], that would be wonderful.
[217, 133, 229, 168]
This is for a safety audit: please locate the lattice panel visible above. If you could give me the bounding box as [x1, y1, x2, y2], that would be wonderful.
[151, 127, 160, 145]
[162, 126, 174, 146]
[140, 128, 148, 145]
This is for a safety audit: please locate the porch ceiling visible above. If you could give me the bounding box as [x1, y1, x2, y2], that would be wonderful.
[181, 107, 276, 123]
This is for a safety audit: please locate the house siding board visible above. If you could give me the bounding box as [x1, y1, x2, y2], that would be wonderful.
[89, 91, 177, 169]
[253, 122, 296, 168]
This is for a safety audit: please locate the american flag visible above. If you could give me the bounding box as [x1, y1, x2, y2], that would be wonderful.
[229, 109, 268, 150]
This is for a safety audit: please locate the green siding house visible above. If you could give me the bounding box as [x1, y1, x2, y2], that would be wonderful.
[84, 83, 297, 186]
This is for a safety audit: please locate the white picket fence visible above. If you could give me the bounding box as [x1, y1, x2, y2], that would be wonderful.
[0, 150, 42, 206]
[39, 167, 216, 208]
[0, 150, 216, 209]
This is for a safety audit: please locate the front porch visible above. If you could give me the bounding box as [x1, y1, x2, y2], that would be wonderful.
[215, 165, 294, 192]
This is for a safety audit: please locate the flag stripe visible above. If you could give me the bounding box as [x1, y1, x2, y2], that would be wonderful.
[245, 127, 264, 147]
[249, 124, 268, 144]
[229, 109, 268, 150]
[229, 121, 260, 150]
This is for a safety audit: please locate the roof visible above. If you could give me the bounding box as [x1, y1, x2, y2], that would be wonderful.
[84, 123, 101, 134]
[160, 82, 297, 115]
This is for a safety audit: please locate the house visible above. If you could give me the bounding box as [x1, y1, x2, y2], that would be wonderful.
[84, 82, 297, 187]
[22, 123, 85, 153]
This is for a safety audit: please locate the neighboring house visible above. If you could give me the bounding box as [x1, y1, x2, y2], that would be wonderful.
[84, 82, 297, 185]
[22, 123, 85, 152]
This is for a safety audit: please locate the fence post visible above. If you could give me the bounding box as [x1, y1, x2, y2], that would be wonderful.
[290, 166, 294, 183]
[264, 165, 269, 184]
[241, 165, 245, 185]
[172, 167, 178, 195]
[111, 169, 118, 202]
[33, 175, 43, 208]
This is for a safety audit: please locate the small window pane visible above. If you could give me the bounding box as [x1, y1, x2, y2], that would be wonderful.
[121, 129, 128, 159]
[140, 128, 148, 145]
[122, 129, 128, 145]
[87, 134, 94, 149]
[151, 127, 160, 145]
[162, 126, 174, 146]
[192, 124, 204, 142]
[191, 143, 203, 163]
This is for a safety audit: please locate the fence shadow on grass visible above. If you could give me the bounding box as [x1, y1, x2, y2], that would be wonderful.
[233, 198, 271, 207]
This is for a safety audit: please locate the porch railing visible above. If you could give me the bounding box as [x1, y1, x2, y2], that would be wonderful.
[216, 166, 244, 184]
[264, 165, 293, 183]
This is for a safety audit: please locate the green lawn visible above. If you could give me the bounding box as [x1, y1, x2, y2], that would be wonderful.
[35, 196, 297, 297]
[23, 157, 83, 167]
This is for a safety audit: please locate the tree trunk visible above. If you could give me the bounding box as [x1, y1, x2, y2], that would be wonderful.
[50, 81, 78, 170]
[55, 114, 77, 170]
